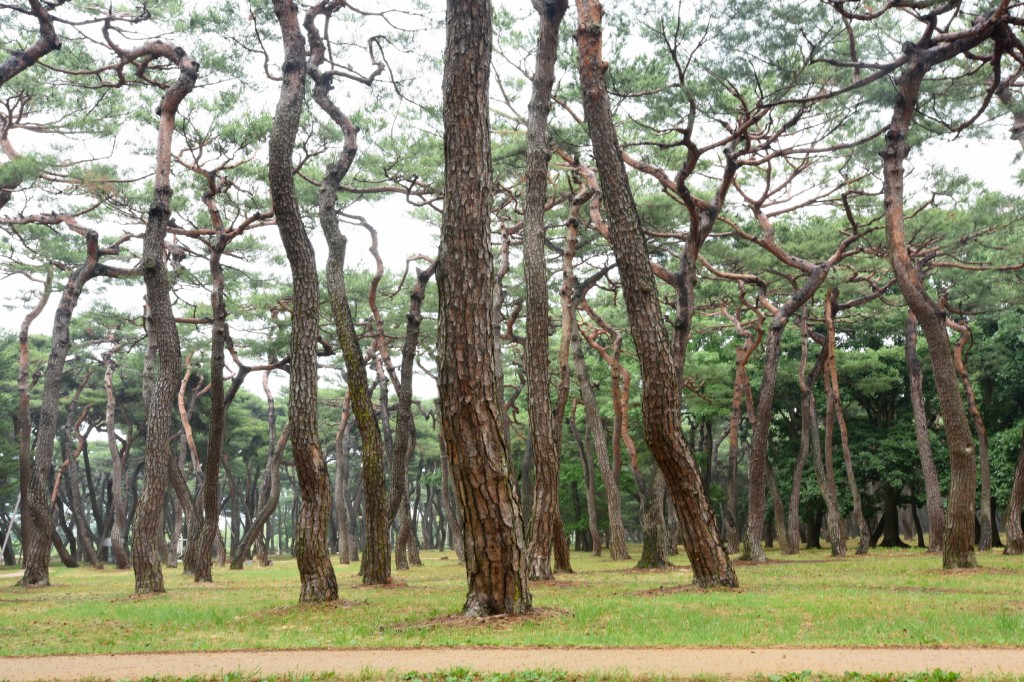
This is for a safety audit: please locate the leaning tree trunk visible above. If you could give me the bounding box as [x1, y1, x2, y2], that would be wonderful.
[267, 0, 338, 601]
[306, 23, 390, 585]
[23, 228, 112, 587]
[523, 0, 569, 582]
[575, 0, 733, 586]
[438, 0, 531, 616]
[16, 270, 52, 583]
[905, 312, 944, 552]
[880, 31, 1000, 571]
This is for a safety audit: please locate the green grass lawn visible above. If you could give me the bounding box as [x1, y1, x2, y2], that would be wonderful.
[1, 546, 1022, 656]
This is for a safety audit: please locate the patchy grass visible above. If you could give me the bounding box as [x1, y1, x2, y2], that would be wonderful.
[1, 546, 1023, 656]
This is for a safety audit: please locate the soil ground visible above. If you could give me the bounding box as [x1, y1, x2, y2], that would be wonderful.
[2, 647, 1024, 681]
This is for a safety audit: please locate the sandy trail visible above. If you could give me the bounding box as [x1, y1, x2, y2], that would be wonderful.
[2, 648, 1023, 681]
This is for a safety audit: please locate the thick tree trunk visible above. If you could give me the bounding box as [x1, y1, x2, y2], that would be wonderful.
[881, 38, 991, 571]
[439, 0, 531, 616]
[523, 0, 569, 583]
[575, 1, 732, 586]
[267, 0, 338, 602]
[905, 313, 944, 552]
[16, 269, 51, 584]
[129, 42, 198, 596]
[22, 231, 108, 586]
[878, 483, 910, 548]
[948, 321, 992, 551]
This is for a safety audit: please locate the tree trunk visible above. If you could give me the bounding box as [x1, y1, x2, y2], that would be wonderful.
[880, 37, 993, 571]
[569, 416, 601, 557]
[634, 471, 669, 569]
[16, 269, 51, 584]
[948, 320, 992, 551]
[438, 0, 531, 616]
[22, 228, 111, 586]
[807, 384, 845, 557]
[574, 0, 735, 589]
[823, 288, 869, 555]
[523, 0, 569, 583]
[267, 0, 338, 602]
[878, 483, 910, 548]
[194, 238, 228, 582]
[1003, 426, 1024, 555]
[439, 434, 465, 563]
[572, 326, 629, 560]
[905, 312, 944, 552]
[230, 420, 289, 570]
[334, 404, 352, 565]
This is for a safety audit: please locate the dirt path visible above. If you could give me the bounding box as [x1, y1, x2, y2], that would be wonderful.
[2, 648, 1023, 681]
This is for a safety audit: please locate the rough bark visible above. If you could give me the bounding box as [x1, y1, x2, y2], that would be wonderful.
[22, 228, 112, 587]
[882, 39, 992, 570]
[16, 269, 52, 584]
[304, 12, 389, 586]
[948, 319, 992, 552]
[905, 312, 944, 552]
[438, 433, 465, 563]
[574, 0, 733, 586]
[439, 0, 531, 615]
[267, 0, 338, 601]
[523, 0, 569, 583]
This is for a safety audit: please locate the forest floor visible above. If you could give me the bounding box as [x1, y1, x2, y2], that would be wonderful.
[2, 646, 1024, 681]
[4, 548, 1024, 680]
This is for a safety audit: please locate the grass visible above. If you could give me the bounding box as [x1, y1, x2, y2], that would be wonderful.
[1, 546, 1023, 656]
